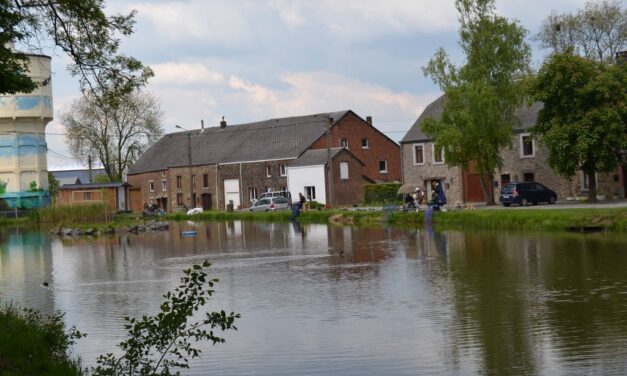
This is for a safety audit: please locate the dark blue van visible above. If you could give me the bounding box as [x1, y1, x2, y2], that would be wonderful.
[499, 182, 557, 207]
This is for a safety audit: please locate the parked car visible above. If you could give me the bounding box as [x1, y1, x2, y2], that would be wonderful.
[249, 196, 291, 212]
[257, 191, 292, 205]
[499, 182, 557, 207]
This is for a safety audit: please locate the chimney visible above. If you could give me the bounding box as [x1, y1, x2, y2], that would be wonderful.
[220, 116, 227, 128]
[366, 116, 372, 125]
[201, 119, 204, 129]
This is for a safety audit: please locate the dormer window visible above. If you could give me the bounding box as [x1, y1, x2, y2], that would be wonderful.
[340, 139, 348, 148]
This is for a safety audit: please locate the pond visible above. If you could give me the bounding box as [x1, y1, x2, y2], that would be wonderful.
[1, 221, 627, 375]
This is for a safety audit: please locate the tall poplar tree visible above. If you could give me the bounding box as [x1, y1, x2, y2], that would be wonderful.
[422, 0, 531, 204]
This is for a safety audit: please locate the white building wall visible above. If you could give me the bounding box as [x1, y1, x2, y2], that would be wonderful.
[287, 165, 327, 205]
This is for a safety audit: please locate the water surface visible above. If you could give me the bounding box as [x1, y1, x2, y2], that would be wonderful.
[1, 222, 626, 375]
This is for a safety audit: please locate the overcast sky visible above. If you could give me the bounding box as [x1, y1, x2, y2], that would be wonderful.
[44, 0, 590, 169]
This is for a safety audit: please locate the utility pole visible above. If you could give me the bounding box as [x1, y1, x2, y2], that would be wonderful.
[88, 155, 93, 182]
[326, 117, 334, 207]
[187, 132, 193, 208]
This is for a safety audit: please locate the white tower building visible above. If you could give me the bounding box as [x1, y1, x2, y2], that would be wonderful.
[0, 46, 53, 209]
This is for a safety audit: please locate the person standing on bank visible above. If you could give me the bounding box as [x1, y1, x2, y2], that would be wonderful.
[299, 192, 306, 211]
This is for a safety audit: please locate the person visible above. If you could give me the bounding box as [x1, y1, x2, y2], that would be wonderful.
[404, 193, 415, 210]
[430, 190, 440, 211]
[299, 192, 307, 211]
[414, 188, 424, 206]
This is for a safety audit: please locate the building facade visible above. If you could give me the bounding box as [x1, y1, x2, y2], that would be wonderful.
[402, 96, 626, 204]
[128, 110, 400, 212]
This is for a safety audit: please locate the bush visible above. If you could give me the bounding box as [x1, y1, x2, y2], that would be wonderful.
[0, 303, 85, 376]
[363, 183, 402, 205]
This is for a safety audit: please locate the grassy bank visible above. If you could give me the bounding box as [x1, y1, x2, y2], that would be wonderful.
[170, 207, 627, 232]
[0, 304, 83, 376]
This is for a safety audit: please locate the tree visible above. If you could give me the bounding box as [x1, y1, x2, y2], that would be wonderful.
[62, 90, 164, 182]
[422, 0, 531, 204]
[535, 0, 627, 62]
[530, 51, 627, 202]
[92, 260, 240, 376]
[0, 0, 152, 97]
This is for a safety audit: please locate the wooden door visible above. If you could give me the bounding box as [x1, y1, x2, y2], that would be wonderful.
[129, 188, 142, 212]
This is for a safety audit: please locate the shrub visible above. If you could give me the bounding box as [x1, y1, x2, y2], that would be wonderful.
[363, 183, 402, 205]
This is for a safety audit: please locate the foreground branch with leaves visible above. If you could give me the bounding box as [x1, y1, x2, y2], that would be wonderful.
[91, 260, 240, 376]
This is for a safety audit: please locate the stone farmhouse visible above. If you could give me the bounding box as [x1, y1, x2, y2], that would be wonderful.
[401, 95, 626, 204]
[127, 110, 400, 212]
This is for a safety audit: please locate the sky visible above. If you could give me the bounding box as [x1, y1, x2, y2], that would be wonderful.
[43, 0, 590, 169]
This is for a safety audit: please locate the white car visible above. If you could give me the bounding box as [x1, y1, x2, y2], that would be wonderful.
[249, 196, 290, 212]
[186, 207, 203, 215]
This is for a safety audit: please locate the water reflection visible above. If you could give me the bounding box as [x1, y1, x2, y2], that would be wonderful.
[0, 223, 626, 375]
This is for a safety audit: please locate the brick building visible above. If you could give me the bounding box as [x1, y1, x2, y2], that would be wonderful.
[128, 110, 400, 211]
[401, 96, 626, 204]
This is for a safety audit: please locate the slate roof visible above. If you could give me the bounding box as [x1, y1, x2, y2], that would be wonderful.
[129, 111, 350, 174]
[60, 182, 128, 189]
[401, 95, 544, 143]
[290, 148, 345, 167]
[51, 169, 107, 185]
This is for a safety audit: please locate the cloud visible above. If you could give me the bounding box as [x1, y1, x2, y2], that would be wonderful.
[151, 63, 224, 86]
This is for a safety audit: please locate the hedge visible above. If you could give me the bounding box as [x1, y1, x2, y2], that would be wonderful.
[363, 183, 402, 204]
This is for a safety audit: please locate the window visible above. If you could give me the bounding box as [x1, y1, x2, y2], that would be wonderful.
[148, 181, 154, 192]
[249, 187, 258, 201]
[581, 171, 597, 190]
[340, 138, 348, 148]
[84, 191, 92, 200]
[191, 175, 196, 188]
[280, 164, 287, 176]
[413, 143, 424, 165]
[267, 186, 272, 192]
[266, 166, 271, 178]
[279, 186, 287, 192]
[362, 138, 369, 149]
[203, 174, 208, 188]
[161, 171, 166, 177]
[501, 174, 510, 186]
[176, 194, 183, 206]
[379, 160, 388, 173]
[523, 172, 534, 182]
[305, 186, 316, 201]
[161, 179, 167, 192]
[433, 144, 445, 163]
[340, 162, 349, 179]
[176, 175, 182, 188]
[520, 133, 535, 157]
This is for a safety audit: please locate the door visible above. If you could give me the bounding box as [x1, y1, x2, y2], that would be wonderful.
[224, 179, 240, 208]
[201, 193, 212, 210]
[129, 188, 142, 212]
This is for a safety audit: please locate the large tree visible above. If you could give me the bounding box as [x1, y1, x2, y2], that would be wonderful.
[62, 90, 164, 181]
[0, 0, 152, 97]
[530, 51, 627, 202]
[422, 0, 531, 204]
[535, 0, 627, 62]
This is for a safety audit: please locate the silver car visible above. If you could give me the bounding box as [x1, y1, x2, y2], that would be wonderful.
[249, 196, 290, 212]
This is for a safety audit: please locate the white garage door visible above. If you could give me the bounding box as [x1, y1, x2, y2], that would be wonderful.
[224, 179, 240, 208]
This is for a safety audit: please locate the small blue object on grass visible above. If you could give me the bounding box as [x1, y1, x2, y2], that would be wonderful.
[290, 203, 301, 219]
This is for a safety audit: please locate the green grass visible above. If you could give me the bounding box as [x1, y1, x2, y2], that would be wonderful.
[170, 207, 627, 232]
[0, 304, 83, 376]
[32, 203, 114, 225]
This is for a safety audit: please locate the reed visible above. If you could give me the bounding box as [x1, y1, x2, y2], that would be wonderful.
[32, 203, 114, 225]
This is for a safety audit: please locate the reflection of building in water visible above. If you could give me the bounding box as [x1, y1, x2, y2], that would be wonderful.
[325, 225, 408, 263]
[0, 228, 55, 314]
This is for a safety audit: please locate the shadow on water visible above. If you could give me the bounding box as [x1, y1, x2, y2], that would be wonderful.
[1, 222, 627, 375]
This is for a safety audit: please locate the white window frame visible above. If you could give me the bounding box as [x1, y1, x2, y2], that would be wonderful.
[148, 180, 154, 192]
[305, 186, 316, 201]
[580, 171, 598, 191]
[413, 143, 425, 165]
[379, 160, 388, 173]
[362, 138, 369, 149]
[280, 164, 287, 176]
[432, 143, 445, 164]
[249, 187, 258, 201]
[266, 165, 271, 178]
[340, 138, 348, 148]
[161, 179, 167, 192]
[161, 171, 167, 178]
[340, 162, 349, 180]
[520, 133, 535, 158]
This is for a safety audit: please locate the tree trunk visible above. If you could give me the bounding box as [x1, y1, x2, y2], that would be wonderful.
[478, 172, 495, 205]
[586, 168, 597, 202]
